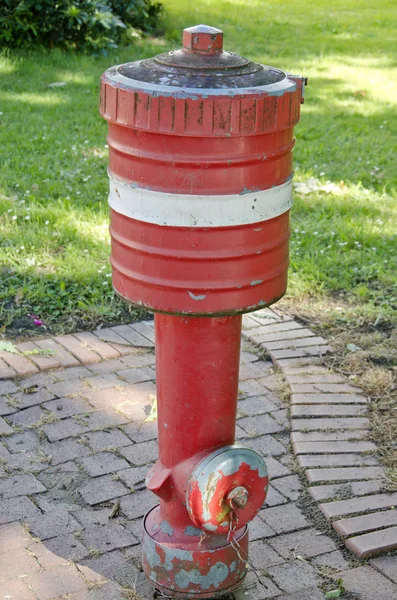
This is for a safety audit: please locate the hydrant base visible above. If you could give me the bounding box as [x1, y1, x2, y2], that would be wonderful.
[142, 505, 249, 599]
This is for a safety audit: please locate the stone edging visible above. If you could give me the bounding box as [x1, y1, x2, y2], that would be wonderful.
[242, 308, 397, 559]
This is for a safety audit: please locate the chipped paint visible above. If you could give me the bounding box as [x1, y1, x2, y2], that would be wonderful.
[184, 525, 203, 537]
[175, 561, 229, 590]
[187, 291, 207, 301]
[250, 280, 263, 286]
[160, 521, 174, 537]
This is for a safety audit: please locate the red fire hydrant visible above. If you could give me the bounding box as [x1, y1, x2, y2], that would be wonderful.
[100, 24, 305, 598]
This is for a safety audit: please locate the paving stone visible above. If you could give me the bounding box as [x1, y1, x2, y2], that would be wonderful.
[238, 395, 280, 417]
[0, 380, 19, 395]
[0, 416, 13, 436]
[320, 492, 397, 520]
[79, 474, 129, 505]
[51, 366, 91, 381]
[13, 389, 55, 411]
[81, 549, 142, 589]
[337, 565, 397, 599]
[246, 435, 286, 457]
[0, 522, 31, 554]
[263, 485, 288, 508]
[117, 466, 149, 489]
[0, 397, 18, 418]
[268, 559, 322, 593]
[298, 453, 379, 468]
[0, 496, 40, 525]
[43, 396, 93, 419]
[43, 438, 88, 465]
[116, 366, 156, 385]
[248, 514, 276, 540]
[293, 440, 376, 454]
[265, 456, 291, 479]
[239, 414, 284, 437]
[83, 410, 130, 429]
[292, 392, 367, 404]
[16, 341, 61, 370]
[238, 379, 272, 398]
[5, 430, 41, 453]
[346, 526, 397, 558]
[271, 475, 302, 501]
[84, 374, 123, 390]
[75, 563, 108, 586]
[0, 352, 38, 376]
[312, 550, 350, 572]
[0, 579, 37, 599]
[111, 324, 152, 347]
[250, 328, 316, 345]
[65, 581, 125, 600]
[233, 570, 282, 599]
[291, 417, 370, 432]
[73, 331, 120, 360]
[46, 533, 89, 561]
[26, 507, 81, 540]
[268, 528, 336, 559]
[130, 321, 155, 343]
[291, 382, 363, 395]
[270, 347, 332, 363]
[0, 474, 46, 498]
[28, 541, 70, 569]
[121, 489, 156, 519]
[306, 466, 384, 484]
[87, 358, 127, 375]
[124, 420, 158, 443]
[370, 555, 397, 584]
[239, 361, 273, 380]
[309, 480, 383, 502]
[282, 365, 332, 376]
[46, 377, 91, 399]
[264, 336, 328, 352]
[261, 503, 309, 534]
[249, 539, 284, 569]
[83, 429, 132, 451]
[120, 440, 158, 466]
[270, 408, 289, 429]
[8, 405, 46, 427]
[80, 452, 130, 477]
[72, 507, 116, 528]
[54, 334, 101, 365]
[274, 357, 323, 369]
[291, 404, 367, 418]
[81, 523, 137, 553]
[0, 358, 17, 379]
[120, 352, 156, 368]
[93, 326, 133, 348]
[292, 430, 368, 443]
[43, 417, 87, 441]
[286, 374, 345, 384]
[5, 451, 49, 474]
[36, 338, 80, 367]
[25, 564, 87, 600]
[333, 509, 397, 538]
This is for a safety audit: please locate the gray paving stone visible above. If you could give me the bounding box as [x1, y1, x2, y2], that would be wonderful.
[80, 452, 130, 477]
[84, 373, 123, 390]
[0, 496, 40, 525]
[121, 489, 156, 519]
[0, 474, 46, 498]
[8, 405, 45, 427]
[120, 352, 156, 368]
[271, 475, 302, 501]
[51, 366, 91, 381]
[0, 380, 19, 395]
[82, 429, 132, 451]
[239, 414, 284, 437]
[264, 456, 291, 479]
[274, 588, 325, 600]
[11, 388, 55, 409]
[46, 533, 89, 561]
[42, 438, 88, 465]
[116, 366, 156, 385]
[249, 539, 284, 569]
[0, 396, 18, 417]
[262, 485, 288, 508]
[5, 430, 41, 453]
[80, 523, 137, 553]
[261, 503, 310, 534]
[43, 417, 87, 442]
[233, 570, 282, 599]
[43, 396, 93, 419]
[123, 420, 158, 443]
[80, 549, 142, 588]
[309, 480, 383, 502]
[248, 514, 276, 540]
[312, 550, 350, 572]
[0, 416, 13, 436]
[337, 565, 397, 599]
[268, 559, 322, 593]
[268, 528, 336, 559]
[370, 555, 397, 584]
[117, 466, 149, 489]
[238, 395, 280, 417]
[26, 507, 81, 540]
[79, 475, 129, 505]
[67, 581, 126, 600]
[120, 440, 158, 466]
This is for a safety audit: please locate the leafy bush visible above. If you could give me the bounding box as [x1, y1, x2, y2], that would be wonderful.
[0, 0, 162, 52]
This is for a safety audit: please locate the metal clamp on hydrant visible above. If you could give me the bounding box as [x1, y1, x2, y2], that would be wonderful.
[100, 24, 305, 599]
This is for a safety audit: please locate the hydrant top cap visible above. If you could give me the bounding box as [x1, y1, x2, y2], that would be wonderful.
[115, 23, 286, 91]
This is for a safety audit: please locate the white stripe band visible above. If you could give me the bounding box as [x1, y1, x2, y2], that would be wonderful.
[108, 176, 292, 228]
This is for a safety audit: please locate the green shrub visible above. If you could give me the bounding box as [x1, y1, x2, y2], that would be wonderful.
[0, 0, 162, 52]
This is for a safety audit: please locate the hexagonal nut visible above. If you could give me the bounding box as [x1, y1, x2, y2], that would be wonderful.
[183, 24, 223, 54]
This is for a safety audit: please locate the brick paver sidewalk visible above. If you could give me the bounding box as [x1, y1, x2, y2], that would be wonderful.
[0, 314, 396, 599]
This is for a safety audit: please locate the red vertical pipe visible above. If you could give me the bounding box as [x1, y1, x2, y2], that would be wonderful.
[155, 314, 242, 469]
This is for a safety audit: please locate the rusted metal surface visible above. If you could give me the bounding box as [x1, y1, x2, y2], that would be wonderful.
[101, 23, 305, 598]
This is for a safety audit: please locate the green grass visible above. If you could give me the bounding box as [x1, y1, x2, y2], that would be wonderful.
[1, 0, 396, 337]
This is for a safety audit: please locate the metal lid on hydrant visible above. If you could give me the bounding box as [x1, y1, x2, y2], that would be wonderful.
[117, 24, 285, 91]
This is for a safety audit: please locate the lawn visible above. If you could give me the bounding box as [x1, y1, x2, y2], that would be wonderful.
[0, 1, 396, 481]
